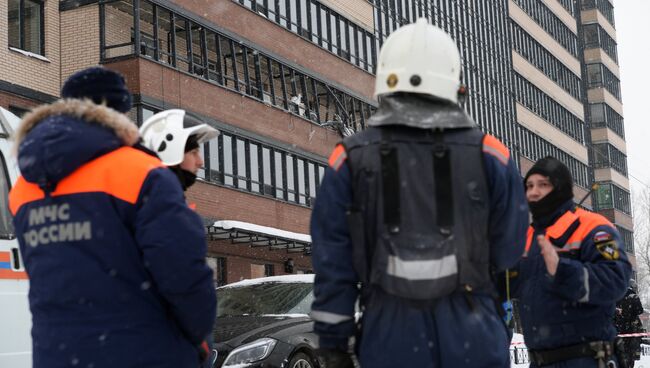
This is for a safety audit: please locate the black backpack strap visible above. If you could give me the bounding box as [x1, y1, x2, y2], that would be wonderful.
[380, 128, 400, 234]
[432, 130, 454, 236]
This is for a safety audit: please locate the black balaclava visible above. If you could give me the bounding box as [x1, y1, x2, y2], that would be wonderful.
[524, 156, 574, 222]
[171, 134, 200, 191]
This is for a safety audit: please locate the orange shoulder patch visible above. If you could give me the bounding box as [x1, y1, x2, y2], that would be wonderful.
[9, 147, 164, 215]
[9, 176, 45, 215]
[482, 134, 510, 165]
[328, 144, 347, 171]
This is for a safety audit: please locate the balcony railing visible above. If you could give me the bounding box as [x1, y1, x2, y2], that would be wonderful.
[100, 0, 376, 136]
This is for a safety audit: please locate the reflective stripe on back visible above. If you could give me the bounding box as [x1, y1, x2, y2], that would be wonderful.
[386, 254, 458, 281]
[9, 147, 164, 215]
[310, 310, 353, 324]
[482, 134, 510, 165]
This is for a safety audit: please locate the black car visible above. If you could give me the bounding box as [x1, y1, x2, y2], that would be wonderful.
[211, 275, 320, 368]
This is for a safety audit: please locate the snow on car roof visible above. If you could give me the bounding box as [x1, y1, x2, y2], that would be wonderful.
[219, 274, 315, 289]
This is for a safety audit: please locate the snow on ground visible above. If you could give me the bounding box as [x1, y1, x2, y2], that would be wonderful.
[510, 337, 650, 367]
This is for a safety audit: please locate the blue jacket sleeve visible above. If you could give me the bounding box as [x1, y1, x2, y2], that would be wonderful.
[483, 151, 529, 272]
[310, 161, 358, 350]
[551, 225, 631, 305]
[135, 167, 217, 345]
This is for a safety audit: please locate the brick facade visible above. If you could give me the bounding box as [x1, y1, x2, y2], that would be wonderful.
[0, 92, 43, 113]
[0, 0, 60, 97]
[0, 0, 375, 284]
[60, 6, 101, 82]
[170, 0, 375, 100]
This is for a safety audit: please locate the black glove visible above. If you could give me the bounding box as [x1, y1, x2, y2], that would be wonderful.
[315, 348, 354, 368]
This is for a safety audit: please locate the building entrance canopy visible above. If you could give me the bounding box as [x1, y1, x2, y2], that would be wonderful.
[208, 220, 311, 255]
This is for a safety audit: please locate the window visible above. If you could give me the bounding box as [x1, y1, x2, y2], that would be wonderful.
[236, 0, 375, 72]
[8, 0, 44, 55]
[103, 0, 135, 58]
[208, 257, 228, 286]
[102, 0, 377, 134]
[589, 103, 625, 138]
[264, 263, 275, 277]
[616, 226, 634, 254]
[594, 182, 631, 214]
[590, 103, 605, 124]
[250, 263, 275, 278]
[198, 128, 326, 207]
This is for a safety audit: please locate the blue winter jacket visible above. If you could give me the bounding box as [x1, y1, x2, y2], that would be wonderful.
[8, 100, 216, 368]
[511, 200, 631, 351]
[310, 132, 529, 368]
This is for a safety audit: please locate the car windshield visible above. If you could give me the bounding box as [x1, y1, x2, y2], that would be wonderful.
[217, 282, 314, 317]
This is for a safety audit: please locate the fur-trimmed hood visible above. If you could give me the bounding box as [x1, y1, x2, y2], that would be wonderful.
[16, 99, 139, 150]
[16, 99, 140, 189]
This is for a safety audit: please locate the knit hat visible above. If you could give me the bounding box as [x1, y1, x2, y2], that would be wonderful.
[61, 67, 132, 113]
[524, 156, 574, 221]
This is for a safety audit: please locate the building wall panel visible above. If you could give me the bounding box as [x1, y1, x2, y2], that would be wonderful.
[0, 0, 60, 96]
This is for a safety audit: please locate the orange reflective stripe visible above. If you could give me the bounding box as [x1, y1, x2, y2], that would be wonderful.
[524, 226, 534, 254]
[566, 208, 613, 245]
[9, 147, 164, 215]
[0, 269, 28, 280]
[0, 252, 28, 280]
[526, 208, 615, 255]
[482, 134, 510, 165]
[546, 211, 579, 240]
[328, 144, 347, 171]
[9, 176, 45, 215]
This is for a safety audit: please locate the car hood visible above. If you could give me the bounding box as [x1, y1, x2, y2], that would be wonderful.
[214, 315, 313, 347]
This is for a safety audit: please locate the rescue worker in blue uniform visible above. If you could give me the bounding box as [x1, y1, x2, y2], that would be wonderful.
[8, 67, 217, 368]
[139, 110, 220, 367]
[309, 19, 529, 368]
[139, 109, 219, 193]
[511, 156, 632, 367]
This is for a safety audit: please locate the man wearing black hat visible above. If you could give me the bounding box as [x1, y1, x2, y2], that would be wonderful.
[510, 156, 632, 367]
[8, 66, 216, 368]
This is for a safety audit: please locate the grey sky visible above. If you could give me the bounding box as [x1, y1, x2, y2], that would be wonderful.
[614, 0, 650, 198]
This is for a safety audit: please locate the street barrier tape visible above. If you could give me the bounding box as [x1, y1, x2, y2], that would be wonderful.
[510, 332, 650, 345]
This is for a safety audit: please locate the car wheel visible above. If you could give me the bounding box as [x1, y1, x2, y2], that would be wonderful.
[288, 352, 315, 368]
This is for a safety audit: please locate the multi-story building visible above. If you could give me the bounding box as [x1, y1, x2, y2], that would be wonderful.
[0, 0, 633, 283]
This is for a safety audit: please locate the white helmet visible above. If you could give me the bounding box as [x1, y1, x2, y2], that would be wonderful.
[374, 18, 462, 103]
[139, 109, 219, 166]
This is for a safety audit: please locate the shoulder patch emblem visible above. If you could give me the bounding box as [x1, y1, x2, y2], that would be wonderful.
[596, 241, 620, 260]
[593, 231, 613, 244]
[328, 144, 347, 171]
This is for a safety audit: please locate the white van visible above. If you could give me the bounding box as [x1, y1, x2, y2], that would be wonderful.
[0, 107, 31, 367]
